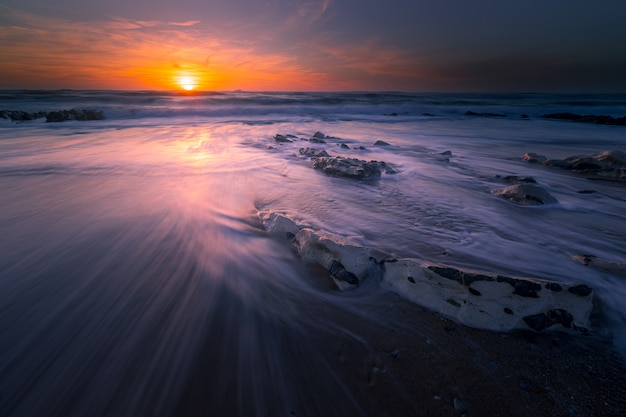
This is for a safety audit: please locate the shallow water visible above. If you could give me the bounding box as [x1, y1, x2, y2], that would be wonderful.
[1, 92, 625, 416]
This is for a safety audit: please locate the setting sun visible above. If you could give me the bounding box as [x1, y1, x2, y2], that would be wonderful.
[175, 74, 198, 91]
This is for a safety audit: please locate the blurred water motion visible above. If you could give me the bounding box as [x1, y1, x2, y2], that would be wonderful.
[2, 92, 626, 415]
[0, 127, 368, 417]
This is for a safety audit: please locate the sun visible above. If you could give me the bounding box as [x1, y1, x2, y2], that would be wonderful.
[175, 74, 198, 91]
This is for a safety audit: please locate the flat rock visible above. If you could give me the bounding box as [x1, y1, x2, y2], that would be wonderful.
[493, 184, 558, 205]
[380, 259, 592, 333]
[259, 212, 596, 333]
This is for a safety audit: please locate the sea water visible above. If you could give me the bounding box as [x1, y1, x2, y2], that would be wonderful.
[1, 91, 625, 416]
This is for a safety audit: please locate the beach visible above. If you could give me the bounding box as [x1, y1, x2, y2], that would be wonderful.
[1, 91, 625, 416]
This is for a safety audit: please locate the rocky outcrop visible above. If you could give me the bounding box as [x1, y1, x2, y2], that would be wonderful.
[521, 150, 626, 181]
[381, 259, 592, 333]
[540, 113, 626, 126]
[299, 147, 330, 158]
[312, 156, 396, 179]
[493, 183, 558, 205]
[257, 211, 595, 333]
[1, 109, 104, 122]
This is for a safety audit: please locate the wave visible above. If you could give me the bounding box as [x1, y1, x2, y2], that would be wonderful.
[2, 91, 626, 123]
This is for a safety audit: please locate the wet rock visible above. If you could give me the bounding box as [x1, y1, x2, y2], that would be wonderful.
[465, 110, 506, 117]
[576, 189, 597, 194]
[258, 212, 595, 332]
[312, 156, 395, 179]
[568, 284, 593, 297]
[540, 112, 626, 126]
[46, 109, 104, 122]
[340, 143, 350, 149]
[523, 309, 574, 331]
[312, 131, 326, 139]
[573, 254, 626, 277]
[502, 175, 537, 184]
[522, 153, 547, 164]
[299, 147, 330, 158]
[309, 137, 326, 144]
[274, 134, 293, 143]
[383, 259, 593, 332]
[524, 150, 626, 180]
[493, 184, 558, 205]
[373, 140, 391, 146]
[328, 260, 359, 289]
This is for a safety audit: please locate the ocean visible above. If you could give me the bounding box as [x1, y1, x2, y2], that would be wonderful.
[1, 91, 625, 416]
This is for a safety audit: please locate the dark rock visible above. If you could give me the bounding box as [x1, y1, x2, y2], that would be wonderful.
[465, 110, 506, 117]
[422, 113, 435, 116]
[540, 112, 626, 126]
[503, 175, 537, 184]
[568, 284, 592, 297]
[468, 287, 482, 296]
[545, 282, 562, 292]
[496, 276, 541, 298]
[504, 307, 514, 315]
[521, 114, 529, 119]
[543, 159, 573, 169]
[576, 189, 597, 194]
[463, 273, 494, 285]
[340, 144, 350, 149]
[312, 156, 395, 179]
[274, 134, 292, 143]
[441, 150, 452, 156]
[328, 260, 358, 285]
[46, 109, 104, 122]
[494, 184, 558, 205]
[513, 280, 541, 298]
[312, 131, 326, 139]
[523, 309, 575, 331]
[428, 266, 462, 281]
[407, 276, 416, 283]
[299, 147, 330, 158]
[309, 137, 326, 144]
[373, 140, 391, 146]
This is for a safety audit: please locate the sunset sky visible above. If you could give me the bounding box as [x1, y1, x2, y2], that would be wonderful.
[1, 0, 625, 92]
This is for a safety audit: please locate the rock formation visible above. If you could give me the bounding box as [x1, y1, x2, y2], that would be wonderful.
[522, 150, 626, 181]
[258, 210, 594, 334]
[493, 183, 558, 205]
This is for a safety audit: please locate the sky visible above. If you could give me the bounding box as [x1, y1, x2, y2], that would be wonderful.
[1, 0, 625, 92]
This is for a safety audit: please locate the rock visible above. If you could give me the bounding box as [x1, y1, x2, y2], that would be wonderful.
[525, 150, 626, 180]
[573, 254, 626, 277]
[522, 153, 547, 164]
[293, 228, 380, 290]
[274, 134, 293, 143]
[309, 137, 326, 144]
[312, 156, 395, 179]
[465, 111, 506, 117]
[540, 113, 626, 126]
[380, 259, 593, 333]
[340, 144, 350, 149]
[502, 175, 537, 184]
[258, 212, 595, 332]
[312, 131, 326, 139]
[328, 260, 359, 290]
[299, 147, 330, 158]
[373, 140, 391, 146]
[257, 211, 300, 238]
[440, 150, 452, 156]
[46, 109, 104, 122]
[493, 184, 558, 205]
